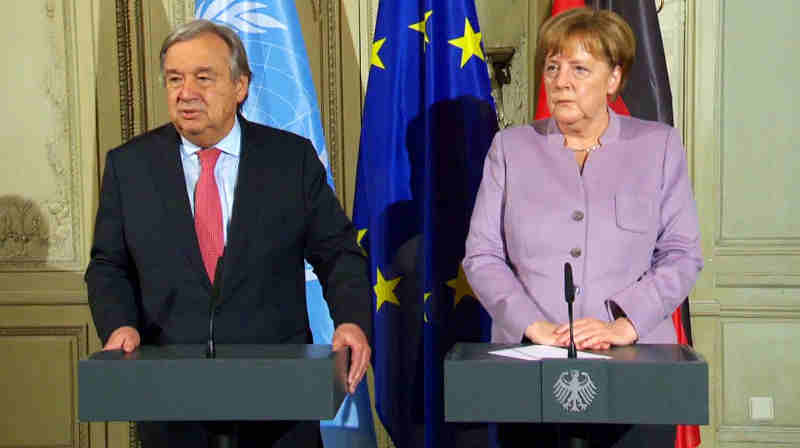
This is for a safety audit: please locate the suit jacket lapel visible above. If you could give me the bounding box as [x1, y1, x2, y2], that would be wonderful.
[148, 125, 212, 292]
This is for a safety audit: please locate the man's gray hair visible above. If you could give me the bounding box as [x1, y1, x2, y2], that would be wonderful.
[159, 19, 253, 84]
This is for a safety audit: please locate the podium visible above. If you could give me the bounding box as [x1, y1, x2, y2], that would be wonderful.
[78, 344, 348, 423]
[445, 343, 708, 425]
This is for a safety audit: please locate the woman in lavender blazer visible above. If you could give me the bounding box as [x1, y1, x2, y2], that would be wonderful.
[463, 8, 702, 447]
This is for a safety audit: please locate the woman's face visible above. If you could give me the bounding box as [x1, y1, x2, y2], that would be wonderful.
[543, 40, 621, 131]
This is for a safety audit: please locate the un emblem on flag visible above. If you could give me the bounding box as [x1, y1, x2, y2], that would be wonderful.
[553, 369, 598, 412]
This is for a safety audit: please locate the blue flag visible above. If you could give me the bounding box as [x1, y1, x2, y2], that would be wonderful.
[195, 1, 374, 446]
[352, 1, 497, 447]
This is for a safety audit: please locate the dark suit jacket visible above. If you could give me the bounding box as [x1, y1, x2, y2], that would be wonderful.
[86, 118, 371, 348]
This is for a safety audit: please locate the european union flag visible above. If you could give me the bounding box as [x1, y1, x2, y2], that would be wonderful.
[352, 1, 498, 447]
[195, 1, 374, 446]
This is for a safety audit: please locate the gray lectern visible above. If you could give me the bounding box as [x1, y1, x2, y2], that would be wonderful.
[79, 344, 347, 425]
[445, 343, 707, 425]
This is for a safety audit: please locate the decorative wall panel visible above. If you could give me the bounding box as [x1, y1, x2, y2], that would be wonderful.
[722, 321, 800, 427]
[0, 0, 85, 271]
[719, 0, 799, 246]
[0, 326, 88, 447]
[719, 322, 800, 447]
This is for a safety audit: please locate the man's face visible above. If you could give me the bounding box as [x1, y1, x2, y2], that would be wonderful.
[163, 32, 248, 148]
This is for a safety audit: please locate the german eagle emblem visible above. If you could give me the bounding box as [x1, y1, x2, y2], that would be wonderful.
[553, 369, 598, 412]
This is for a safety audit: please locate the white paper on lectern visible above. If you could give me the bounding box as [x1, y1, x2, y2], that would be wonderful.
[489, 345, 611, 360]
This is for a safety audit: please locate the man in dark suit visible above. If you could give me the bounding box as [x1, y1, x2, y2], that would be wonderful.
[85, 19, 371, 447]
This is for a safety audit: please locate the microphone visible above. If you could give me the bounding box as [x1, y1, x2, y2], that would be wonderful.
[207, 253, 225, 359]
[564, 262, 577, 359]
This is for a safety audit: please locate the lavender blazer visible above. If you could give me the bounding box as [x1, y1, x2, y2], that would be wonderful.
[463, 110, 703, 344]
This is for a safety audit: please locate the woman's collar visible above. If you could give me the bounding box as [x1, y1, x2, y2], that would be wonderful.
[544, 107, 621, 147]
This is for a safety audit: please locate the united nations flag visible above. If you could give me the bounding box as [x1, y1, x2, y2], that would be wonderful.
[195, 1, 374, 446]
[352, 1, 498, 447]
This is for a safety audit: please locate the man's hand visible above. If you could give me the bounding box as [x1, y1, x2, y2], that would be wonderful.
[332, 323, 371, 394]
[554, 317, 638, 351]
[103, 326, 141, 352]
[523, 321, 562, 346]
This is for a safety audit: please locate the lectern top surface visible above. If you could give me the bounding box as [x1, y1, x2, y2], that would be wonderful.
[446, 343, 705, 363]
[86, 344, 336, 361]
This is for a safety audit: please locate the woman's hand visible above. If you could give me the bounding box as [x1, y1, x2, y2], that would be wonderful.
[554, 317, 638, 351]
[524, 321, 562, 346]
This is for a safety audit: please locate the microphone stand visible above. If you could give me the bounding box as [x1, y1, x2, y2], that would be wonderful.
[207, 254, 225, 359]
[206, 254, 236, 448]
[563, 263, 590, 448]
[564, 262, 577, 359]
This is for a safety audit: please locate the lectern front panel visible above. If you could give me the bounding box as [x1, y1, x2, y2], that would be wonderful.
[444, 343, 708, 425]
[79, 344, 348, 422]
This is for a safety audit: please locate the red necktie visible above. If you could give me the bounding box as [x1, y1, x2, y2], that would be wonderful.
[194, 148, 224, 283]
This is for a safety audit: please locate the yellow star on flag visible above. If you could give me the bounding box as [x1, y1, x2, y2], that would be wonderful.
[409, 10, 433, 50]
[374, 267, 402, 312]
[424, 292, 432, 323]
[371, 37, 387, 70]
[447, 18, 485, 68]
[446, 265, 476, 308]
[356, 228, 368, 256]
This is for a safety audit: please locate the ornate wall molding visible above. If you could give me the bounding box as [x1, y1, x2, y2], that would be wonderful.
[487, 37, 530, 129]
[478, 0, 532, 129]
[0, 0, 84, 271]
[322, 0, 342, 194]
[169, 0, 194, 27]
[310, 0, 321, 22]
[116, 0, 137, 141]
[115, 0, 150, 141]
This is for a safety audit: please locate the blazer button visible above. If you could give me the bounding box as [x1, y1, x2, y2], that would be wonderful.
[572, 210, 584, 222]
[570, 247, 582, 258]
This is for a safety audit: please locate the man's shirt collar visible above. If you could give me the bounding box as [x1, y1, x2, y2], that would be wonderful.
[179, 116, 242, 158]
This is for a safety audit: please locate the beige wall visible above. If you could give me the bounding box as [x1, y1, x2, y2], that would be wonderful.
[1, 1, 798, 447]
[0, 0, 100, 446]
[688, 0, 800, 446]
